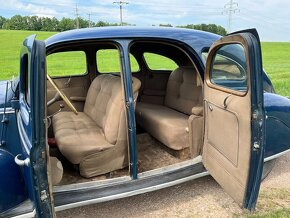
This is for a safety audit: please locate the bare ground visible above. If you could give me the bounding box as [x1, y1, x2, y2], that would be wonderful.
[57, 152, 290, 218]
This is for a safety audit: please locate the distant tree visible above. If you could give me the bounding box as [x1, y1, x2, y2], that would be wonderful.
[0, 16, 6, 29]
[58, 17, 75, 31]
[177, 23, 227, 36]
[78, 17, 89, 28]
[159, 24, 173, 27]
[94, 21, 119, 27]
[6, 15, 27, 30]
[27, 16, 42, 30]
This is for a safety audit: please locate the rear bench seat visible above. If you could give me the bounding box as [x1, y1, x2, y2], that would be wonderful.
[136, 66, 203, 152]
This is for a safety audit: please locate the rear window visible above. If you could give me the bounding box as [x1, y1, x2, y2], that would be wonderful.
[97, 49, 139, 73]
[47, 51, 87, 77]
[143, 53, 178, 71]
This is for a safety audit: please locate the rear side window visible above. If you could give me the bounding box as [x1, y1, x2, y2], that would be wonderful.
[97, 49, 139, 73]
[210, 44, 247, 92]
[143, 53, 178, 71]
[47, 51, 87, 77]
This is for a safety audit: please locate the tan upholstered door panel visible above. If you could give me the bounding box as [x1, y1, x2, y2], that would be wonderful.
[202, 33, 265, 208]
[47, 75, 91, 116]
[203, 86, 251, 205]
[206, 102, 239, 166]
[140, 72, 170, 105]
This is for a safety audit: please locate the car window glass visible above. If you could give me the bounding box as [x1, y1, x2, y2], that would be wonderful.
[210, 44, 247, 92]
[47, 51, 87, 77]
[143, 53, 178, 71]
[97, 49, 139, 73]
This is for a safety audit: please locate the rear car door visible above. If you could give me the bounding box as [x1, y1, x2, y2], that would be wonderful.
[203, 29, 265, 210]
[16, 35, 55, 217]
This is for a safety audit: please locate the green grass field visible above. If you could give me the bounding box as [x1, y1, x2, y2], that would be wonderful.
[0, 29, 289, 96]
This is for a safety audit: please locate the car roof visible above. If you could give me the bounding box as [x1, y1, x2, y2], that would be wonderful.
[45, 26, 221, 53]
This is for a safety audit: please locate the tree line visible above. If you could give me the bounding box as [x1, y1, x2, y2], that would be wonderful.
[0, 15, 227, 35]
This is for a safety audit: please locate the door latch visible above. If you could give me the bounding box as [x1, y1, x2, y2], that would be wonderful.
[253, 142, 260, 151]
[14, 154, 30, 167]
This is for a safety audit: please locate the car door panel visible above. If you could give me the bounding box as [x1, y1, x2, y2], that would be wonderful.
[206, 102, 240, 166]
[47, 75, 91, 115]
[16, 35, 55, 216]
[140, 71, 170, 104]
[204, 87, 251, 205]
[203, 30, 265, 210]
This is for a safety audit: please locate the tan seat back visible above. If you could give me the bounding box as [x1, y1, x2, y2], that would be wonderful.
[84, 74, 141, 144]
[164, 66, 202, 115]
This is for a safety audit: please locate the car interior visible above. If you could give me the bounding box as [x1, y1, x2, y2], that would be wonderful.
[46, 40, 205, 186]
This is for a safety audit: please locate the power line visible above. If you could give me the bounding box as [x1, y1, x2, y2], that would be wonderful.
[87, 13, 91, 28]
[113, 1, 129, 26]
[75, 4, 79, 29]
[223, 0, 240, 33]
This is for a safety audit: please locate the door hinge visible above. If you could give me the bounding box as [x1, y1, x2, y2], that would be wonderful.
[40, 190, 48, 201]
[252, 111, 259, 119]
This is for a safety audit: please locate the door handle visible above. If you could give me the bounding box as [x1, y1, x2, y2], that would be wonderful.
[15, 154, 30, 167]
[223, 94, 233, 109]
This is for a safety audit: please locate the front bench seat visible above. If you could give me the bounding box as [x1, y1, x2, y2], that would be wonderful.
[136, 66, 202, 151]
[52, 74, 141, 178]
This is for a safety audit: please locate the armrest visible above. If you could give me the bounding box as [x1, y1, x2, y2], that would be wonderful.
[191, 106, 203, 116]
[70, 96, 86, 102]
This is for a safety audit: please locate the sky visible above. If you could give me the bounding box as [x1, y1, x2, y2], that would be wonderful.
[0, 0, 289, 41]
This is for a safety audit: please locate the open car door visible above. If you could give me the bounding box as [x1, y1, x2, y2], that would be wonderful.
[203, 29, 265, 210]
[15, 35, 55, 217]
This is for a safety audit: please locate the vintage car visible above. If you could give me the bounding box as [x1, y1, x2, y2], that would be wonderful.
[0, 27, 290, 217]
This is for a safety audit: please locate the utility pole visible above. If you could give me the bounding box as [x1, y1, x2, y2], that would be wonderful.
[223, 0, 239, 33]
[113, 1, 129, 26]
[87, 13, 91, 28]
[75, 4, 79, 29]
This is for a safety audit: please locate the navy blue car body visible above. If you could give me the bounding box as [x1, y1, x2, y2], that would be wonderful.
[0, 27, 289, 217]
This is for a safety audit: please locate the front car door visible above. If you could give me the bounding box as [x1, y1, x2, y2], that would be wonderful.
[203, 29, 265, 210]
[16, 35, 55, 217]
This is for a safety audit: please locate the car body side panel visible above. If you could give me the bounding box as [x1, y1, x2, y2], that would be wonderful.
[264, 93, 290, 157]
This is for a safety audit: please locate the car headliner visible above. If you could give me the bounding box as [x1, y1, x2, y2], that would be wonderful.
[45, 26, 221, 55]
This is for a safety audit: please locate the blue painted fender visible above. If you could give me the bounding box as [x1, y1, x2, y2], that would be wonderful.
[0, 148, 27, 213]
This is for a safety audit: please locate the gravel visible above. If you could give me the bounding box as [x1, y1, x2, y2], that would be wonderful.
[57, 152, 290, 218]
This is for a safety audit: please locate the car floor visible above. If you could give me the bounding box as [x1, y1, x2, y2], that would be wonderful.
[57, 133, 185, 186]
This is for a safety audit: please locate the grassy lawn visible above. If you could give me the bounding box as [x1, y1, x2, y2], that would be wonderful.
[0, 30, 56, 79]
[262, 42, 290, 97]
[0, 29, 289, 97]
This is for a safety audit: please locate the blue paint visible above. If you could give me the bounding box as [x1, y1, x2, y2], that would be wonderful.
[45, 27, 220, 59]
[0, 149, 27, 213]
[264, 93, 290, 157]
[0, 78, 18, 108]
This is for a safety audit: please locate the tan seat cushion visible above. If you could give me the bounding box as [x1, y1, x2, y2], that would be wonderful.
[164, 66, 202, 115]
[136, 102, 189, 150]
[53, 112, 113, 164]
[52, 75, 141, 177]
[136, 66, 202, 151]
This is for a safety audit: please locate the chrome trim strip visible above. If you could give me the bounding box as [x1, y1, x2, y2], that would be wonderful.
[11, 209, 35, 218]
[17, 112, 31, 155]
[0, 107, 15, 114]
[55, 171, 209, 212]
[264, 149, 290, 162]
